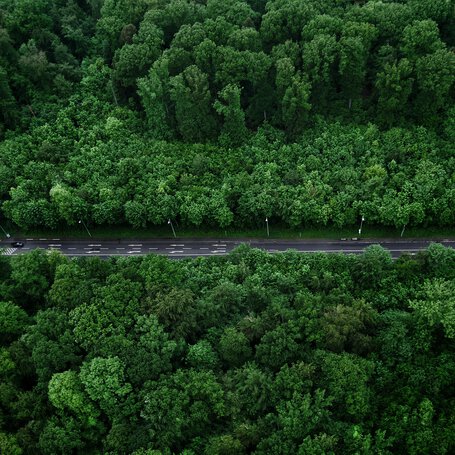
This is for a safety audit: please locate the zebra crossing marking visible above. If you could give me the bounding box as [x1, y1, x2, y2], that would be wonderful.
[1, 248, 17, 256]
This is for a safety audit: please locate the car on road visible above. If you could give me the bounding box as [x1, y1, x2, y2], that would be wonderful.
[11, 241, 24, 247]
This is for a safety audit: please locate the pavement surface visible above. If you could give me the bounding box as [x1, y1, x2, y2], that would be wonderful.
[1, 237, 454, 259]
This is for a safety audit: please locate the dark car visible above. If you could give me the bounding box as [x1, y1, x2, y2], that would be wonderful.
[11, 241, 24, 247]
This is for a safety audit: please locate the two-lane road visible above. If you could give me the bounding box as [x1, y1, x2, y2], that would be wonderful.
[1, 238, 454, 258]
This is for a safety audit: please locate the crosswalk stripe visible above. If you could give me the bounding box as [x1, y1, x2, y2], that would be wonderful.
[1, 248, 17, 256]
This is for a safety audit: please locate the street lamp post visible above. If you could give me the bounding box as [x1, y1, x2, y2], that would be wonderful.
[78, 219, 92, 237]
[265, 217, 269, 237]
[401, 224, 406, 238]
[358, 216, 365, 238]
[0, 224, 10, 238]
[168, 219, 176, 238]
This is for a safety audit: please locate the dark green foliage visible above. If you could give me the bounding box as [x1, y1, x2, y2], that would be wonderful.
[0, 3, 454, 450]
[1, 246, 454, 453]
[0, 0, 454, 230]
[219, 327, 252, 368]
[2, 117, 455, 230]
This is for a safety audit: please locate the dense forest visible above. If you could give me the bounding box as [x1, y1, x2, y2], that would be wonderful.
[0, 0, 454, 230]
[2, 3, 455, 454]
[0, 244, 454, 454]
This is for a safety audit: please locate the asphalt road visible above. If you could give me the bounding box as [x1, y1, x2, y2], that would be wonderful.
[1, 237, 454, 259]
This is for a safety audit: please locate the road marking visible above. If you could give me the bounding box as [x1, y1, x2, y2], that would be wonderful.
[127, 250, 142, 254]
[83, 247, 92, 250]
[26, 238, 34, 240]
[47, 248, 438, 259]
[1, 248, 17, 255]
[52, 238, 60, 240]
[282, 248, 425, 253]
[87, 251, 100, 254]
[39, 238, 47, 240]
[100, 248, 109, 250]
[165, 247, 175, 250]
[170, 250, 184, 253]
[22, 247, 30, 250]
[149, 247, 158, 250]
[48, 244, 61, 247]
[68, 248, 76, 250]
[116, 248, 125, 250]
[171, 244, 185, 246]
[200, 247, 209, 250]
[88, 244, 102, 247]
[183, 248, 192, 250]
[212, 244, 227, 246]
[128, 244, 142, 247]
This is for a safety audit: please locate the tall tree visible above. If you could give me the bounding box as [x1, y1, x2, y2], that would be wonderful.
[214, 84, 248, 147]
[170, 65, 217, 142]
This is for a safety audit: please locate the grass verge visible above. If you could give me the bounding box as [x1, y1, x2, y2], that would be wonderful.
[12, 224, 455, 240]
